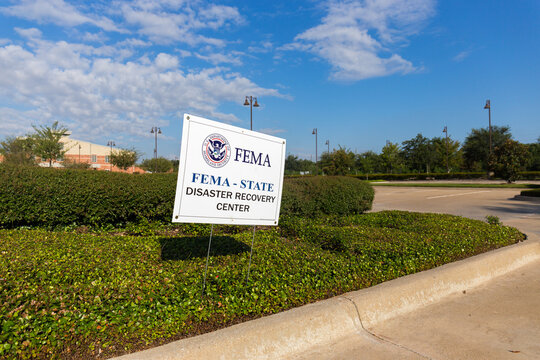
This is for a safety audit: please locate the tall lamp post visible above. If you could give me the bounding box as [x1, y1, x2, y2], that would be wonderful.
[484, 100, 492, 157]
[312, 128, 318, 175]
[150, 126, 161, 173]
[443, 126, 449, 173]
[243, 96, 259, 130]
[325, 140, 330, 154]
[107, 141, 115, 171]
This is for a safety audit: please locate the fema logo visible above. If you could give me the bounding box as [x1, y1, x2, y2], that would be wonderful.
[202, 133, 231, 168]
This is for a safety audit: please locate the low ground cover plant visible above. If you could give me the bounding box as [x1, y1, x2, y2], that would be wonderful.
[0, 211, 524, 359]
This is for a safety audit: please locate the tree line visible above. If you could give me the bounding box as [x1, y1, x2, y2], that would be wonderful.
[286, 126, 540, 181]
[0, 122, 177, 173]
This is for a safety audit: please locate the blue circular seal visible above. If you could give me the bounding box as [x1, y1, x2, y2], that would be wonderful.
[202, 133, 231, 168]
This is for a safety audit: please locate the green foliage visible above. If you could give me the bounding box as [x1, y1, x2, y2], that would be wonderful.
[139, 157, 173, 173]
[0, 212, 524, 358]
[489, 139, 529, 183]
[280, 176, 374, 217]
[401, 133, 436, 173]
[350, 172, 486, 181]
[110, 149, 140, 170]
[31, 121, 70, 167]
[520, 189, 540, 197]
[355, 151, 384, 174]
[485, 215, 501, 225]
[526, 140, 540, 171]
[0, 164, 176, 228]
[0, 136, 36, 166]
[380, 141, 403, 173]
[284, 154, 316, 175]
[320, 146, 355, 175]
[62, 158, 91, 169]
[0, 166, 373, 229]
[462, 126, 512, 171]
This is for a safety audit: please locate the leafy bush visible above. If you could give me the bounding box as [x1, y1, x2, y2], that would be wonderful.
[520, 189, 540, 197]
[0, 166, 373, 228]
[349, 172, 486, 181]
[0, 164, 176, 228]
[280, 176, 374, 217]
[0, 211, 524, 359]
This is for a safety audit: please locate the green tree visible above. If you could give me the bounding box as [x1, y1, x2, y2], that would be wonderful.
[140, 157, 173, 173]
[380, 141, 403, 174]
[0, 136, 36, 165]
[526, 137, 540, 171]
[401, 133, 436, 173]
[31, 121, 70, 167]
[462, 126, 512, 171]
[431, 136, 463, 173]
[355, 151, 383, 174]
[110, 148, 140, 170]
[489, 140, 529, 183]
[321, 146, 355, 175]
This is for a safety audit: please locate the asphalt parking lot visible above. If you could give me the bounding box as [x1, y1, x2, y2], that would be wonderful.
[371, 186, 540, 236]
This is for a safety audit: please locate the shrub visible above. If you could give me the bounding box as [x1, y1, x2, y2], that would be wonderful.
[0, 166, 373, 228]
[280, 176, 374, 217]
[520, 189, 540, 197]
[0, 164, 176, 228]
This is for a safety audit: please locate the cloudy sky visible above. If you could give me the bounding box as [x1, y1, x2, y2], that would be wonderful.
[0, 0, 539, 160]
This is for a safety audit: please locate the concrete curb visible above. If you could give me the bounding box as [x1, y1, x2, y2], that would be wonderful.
[114, 235, 540, 360]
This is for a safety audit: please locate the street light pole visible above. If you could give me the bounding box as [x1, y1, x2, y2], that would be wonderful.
[150, 127, 162, 173]
[484, 100, 492, 157]
[312, 128, 318, 175]
[107, 141, 115, 171]
[443, 126, 449, 173]
[325, 140, 330, 154]
[243, 96, 259, 130]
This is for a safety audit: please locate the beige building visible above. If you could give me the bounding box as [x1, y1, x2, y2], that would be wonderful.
[42, 136, 145, 174]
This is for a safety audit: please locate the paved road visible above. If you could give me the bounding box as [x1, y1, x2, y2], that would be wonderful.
[291, 187, 540, 360]
[371, 187, 540, 236]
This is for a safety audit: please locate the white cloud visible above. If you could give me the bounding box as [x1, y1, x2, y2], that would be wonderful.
[194, 52, 243, 66]
[1, 0, 124, 32]
[285, 0, 435, 81]
[0, 40, 280, 139]
[119, 1, 244, 45]
[15, 27, 42, 39]
[258, 128, 286, 135]
[453, 50, 471, 62]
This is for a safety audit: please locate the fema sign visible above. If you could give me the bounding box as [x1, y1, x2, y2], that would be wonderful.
[172, 114, 286, 226]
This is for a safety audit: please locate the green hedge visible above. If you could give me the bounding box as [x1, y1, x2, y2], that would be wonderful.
[0, 165, 373, 228]
[350, 172, 487, 181]
[0, 165, 176, 228]
[520, 189, 540, 197]
[280, 176, 374, 217]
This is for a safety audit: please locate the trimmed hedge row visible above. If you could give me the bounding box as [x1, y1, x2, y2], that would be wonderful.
[350, 172, 486, 180]
[0, 165, 373, 228]
[280, 176, 374, 217]
[520, 189, 540, 197]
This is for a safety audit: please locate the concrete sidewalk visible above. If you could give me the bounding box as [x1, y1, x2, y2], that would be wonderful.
[293, 243, 540, 359]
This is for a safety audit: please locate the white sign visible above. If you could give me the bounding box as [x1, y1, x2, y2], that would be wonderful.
[172, 114, 286, 226]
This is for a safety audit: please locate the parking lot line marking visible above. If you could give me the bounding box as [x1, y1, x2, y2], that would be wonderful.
[426, 190, 491, 200]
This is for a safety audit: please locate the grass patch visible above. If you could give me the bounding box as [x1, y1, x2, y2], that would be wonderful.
[0, 211, 525, 359]
[371, 183, 540, 189]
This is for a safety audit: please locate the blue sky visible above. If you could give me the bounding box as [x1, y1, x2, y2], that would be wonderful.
[0, 0, 539, 161]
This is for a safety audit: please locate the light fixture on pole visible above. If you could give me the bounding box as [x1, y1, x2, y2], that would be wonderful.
[243, 96, 259, 130]
[107, 141, 115, 171]
[325, 140, 330, 154]
[443, 126, 449, 173]
[150, 126, 162, 173]
[312, 128, 318, 175]
[484, 100, 492, 157]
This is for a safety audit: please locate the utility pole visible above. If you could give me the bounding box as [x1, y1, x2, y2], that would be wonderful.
[443, 126, 449, 173]
[150, 127, 161, 173]
[312, 128, 318, 175]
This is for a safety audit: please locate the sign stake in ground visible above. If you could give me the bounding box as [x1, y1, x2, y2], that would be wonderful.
[202, 224, 214, 295]
[173, 114, 286, 292]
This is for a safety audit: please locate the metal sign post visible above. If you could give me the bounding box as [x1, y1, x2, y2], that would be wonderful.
[202, 224, 214, 295]
[246, 226, 256, 283]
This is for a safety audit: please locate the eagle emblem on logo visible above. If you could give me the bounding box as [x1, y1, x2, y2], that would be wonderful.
[202, 133, 231, 168]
